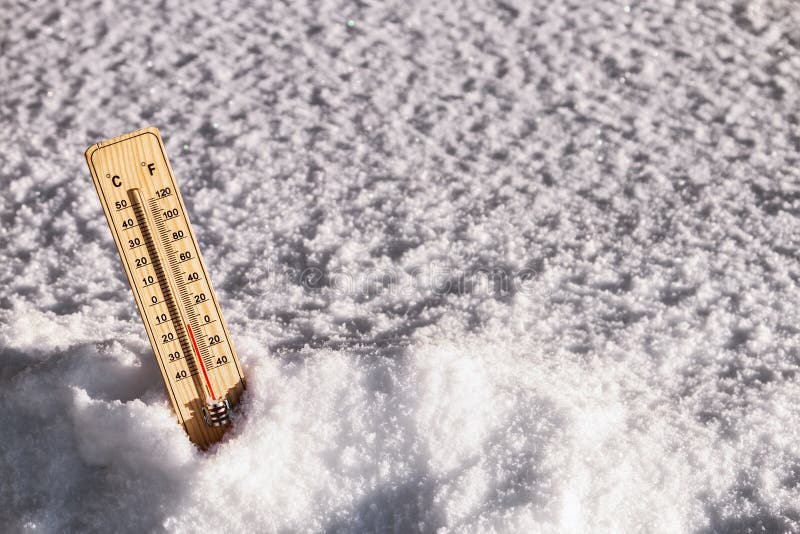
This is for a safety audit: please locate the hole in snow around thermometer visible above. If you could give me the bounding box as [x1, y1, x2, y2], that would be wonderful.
[85, 126, 245, 449]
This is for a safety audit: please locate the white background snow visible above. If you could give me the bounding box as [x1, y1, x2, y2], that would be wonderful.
[2, 0, 800, 532]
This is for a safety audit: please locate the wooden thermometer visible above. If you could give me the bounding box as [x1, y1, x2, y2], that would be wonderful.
[85, 126, 245, 449]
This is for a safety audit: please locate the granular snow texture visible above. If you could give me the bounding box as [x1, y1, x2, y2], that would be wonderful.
[2, 1, 800, 532]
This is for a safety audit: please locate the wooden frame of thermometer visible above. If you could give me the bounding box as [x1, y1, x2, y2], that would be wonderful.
[85, 126, 245, 449]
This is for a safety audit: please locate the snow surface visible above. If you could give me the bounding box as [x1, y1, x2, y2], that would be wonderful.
[2, 0, 800, 532]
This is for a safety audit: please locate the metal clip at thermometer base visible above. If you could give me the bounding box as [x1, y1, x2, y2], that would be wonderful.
[85, 126, 246, 450]
[203, 399, 232, 427]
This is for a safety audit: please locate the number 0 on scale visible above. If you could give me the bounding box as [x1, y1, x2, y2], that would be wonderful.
[85, 127, 245, 449]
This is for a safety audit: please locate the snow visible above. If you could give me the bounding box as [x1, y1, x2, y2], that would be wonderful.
[2, 0, 800, 532]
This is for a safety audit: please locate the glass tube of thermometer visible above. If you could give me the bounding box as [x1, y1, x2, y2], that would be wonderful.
[85, 126, 245, 449]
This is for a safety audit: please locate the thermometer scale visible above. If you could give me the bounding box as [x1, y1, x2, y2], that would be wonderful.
[85, 126, 245, 449]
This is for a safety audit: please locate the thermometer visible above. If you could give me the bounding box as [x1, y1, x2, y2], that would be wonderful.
[85, 126, 245, 449]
